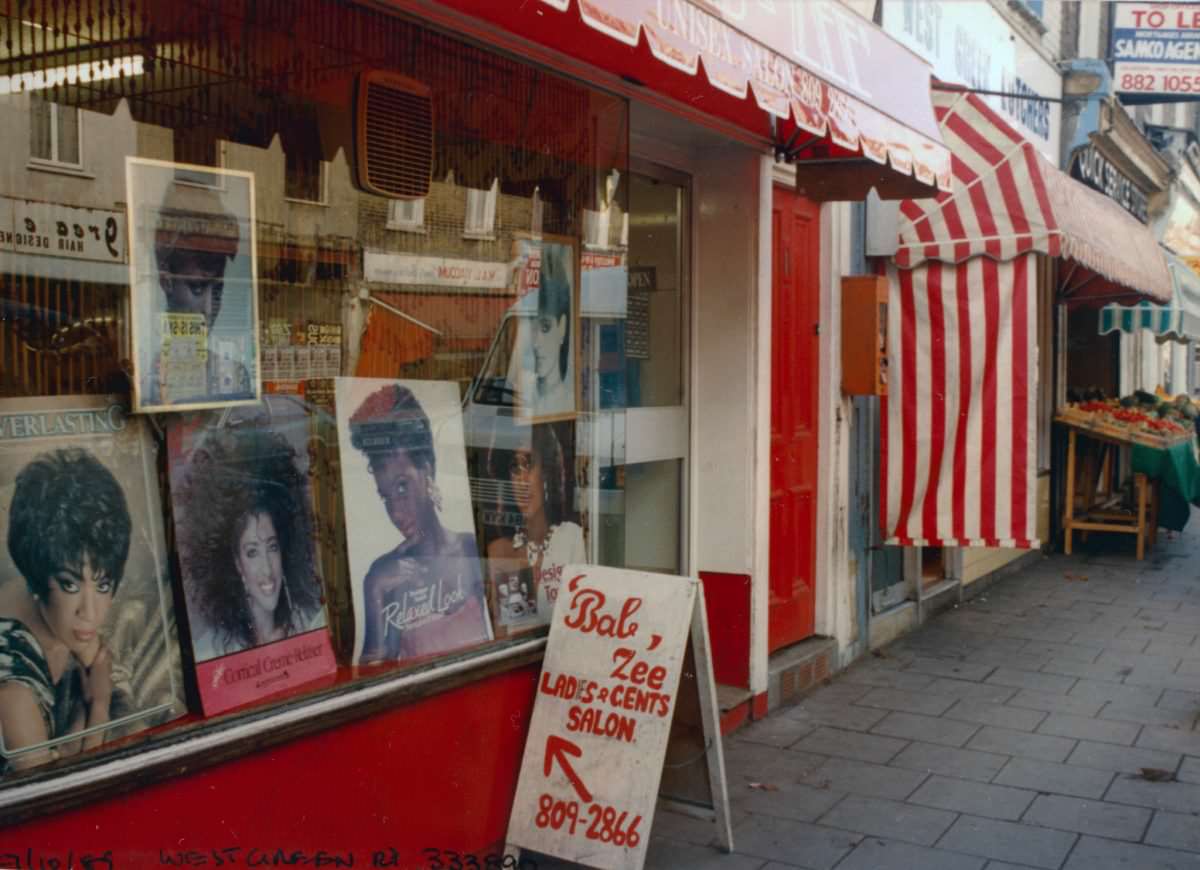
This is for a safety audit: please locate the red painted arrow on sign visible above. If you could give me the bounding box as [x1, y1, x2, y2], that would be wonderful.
[544, 735, 592, 803]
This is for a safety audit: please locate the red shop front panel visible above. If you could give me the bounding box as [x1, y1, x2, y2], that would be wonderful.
[0, 666, 539, 868]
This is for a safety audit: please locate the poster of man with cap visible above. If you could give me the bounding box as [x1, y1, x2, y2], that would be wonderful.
[126, 158, 260, 413]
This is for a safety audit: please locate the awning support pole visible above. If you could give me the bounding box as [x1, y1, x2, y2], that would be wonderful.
[777, 134, 822, 163]
[1059, 272, 1098, 300]
[366, 295, 445, 336]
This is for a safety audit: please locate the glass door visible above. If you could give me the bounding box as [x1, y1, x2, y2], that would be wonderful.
[594, 160, 691, 574]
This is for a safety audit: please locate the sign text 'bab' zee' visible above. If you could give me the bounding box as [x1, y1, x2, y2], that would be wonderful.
[506, 566, 698, 870]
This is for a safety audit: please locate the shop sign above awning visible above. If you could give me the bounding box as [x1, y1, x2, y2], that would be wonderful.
[1099, 253, 1200, 343]
[894, 89, 1173, 304]
[423, 0, 952, 193]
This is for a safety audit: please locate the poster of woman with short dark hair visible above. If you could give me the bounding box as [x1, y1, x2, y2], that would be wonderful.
[127, 157, 261, 413]
[0, 396, 184, 775]
[511, 236, 580, 423]
[335, 378, 492, 666]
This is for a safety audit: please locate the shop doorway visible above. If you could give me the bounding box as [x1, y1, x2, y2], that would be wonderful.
[769, 186, 819, 651]
[596, 161, 691, 574]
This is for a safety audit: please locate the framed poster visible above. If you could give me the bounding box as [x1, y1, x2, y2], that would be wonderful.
[335, 378, 493, 666]
[483, 420, 585, 638]
[511, 235, 581, 424]
[127, 157, 261, 413]
[0, 397, 184, 775]
[166, 395, 336, 715]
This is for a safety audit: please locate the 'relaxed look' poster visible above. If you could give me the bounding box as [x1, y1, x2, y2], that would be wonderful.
[334, 378, 492, 666]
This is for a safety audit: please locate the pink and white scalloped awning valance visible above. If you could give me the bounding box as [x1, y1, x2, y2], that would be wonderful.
[543, 0, 951, 191]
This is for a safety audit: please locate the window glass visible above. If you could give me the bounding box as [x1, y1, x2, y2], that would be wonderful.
[29, 98, 80, 165]
[29, 96, 52, 160]
[285, 152, 325, 204]
[626, 171, 685, 408]
[0, 0, 630, 787]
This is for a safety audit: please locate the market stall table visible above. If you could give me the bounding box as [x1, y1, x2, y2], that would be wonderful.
[1057, 419, 1158, 560]
[1056, 404, 1199, 559]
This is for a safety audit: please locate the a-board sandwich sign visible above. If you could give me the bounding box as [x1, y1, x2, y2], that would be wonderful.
[505, 566, 697, 869]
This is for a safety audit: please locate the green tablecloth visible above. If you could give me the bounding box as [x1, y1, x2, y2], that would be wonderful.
[1132, 440, 1200, 531]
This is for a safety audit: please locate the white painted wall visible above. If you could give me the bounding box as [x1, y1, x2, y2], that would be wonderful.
[1041, 0, 1065, 57]
[1079, 1, 1102, 57]
[1141, 331, 1164, 390]
[690, 150, 760, 577]
[753, 156, 773, 695]
[1121, 332, 1137, 396]
[1171, 342, 1191, 395]
[817, 199, 858, 664]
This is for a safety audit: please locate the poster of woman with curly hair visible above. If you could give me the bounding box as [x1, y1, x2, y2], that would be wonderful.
[167, 396, 335, 714]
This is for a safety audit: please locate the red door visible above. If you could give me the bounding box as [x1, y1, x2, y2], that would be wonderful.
[769, 186, 819, 652]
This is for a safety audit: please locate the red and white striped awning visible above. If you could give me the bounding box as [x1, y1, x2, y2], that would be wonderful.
[416, 0, 952, 193]
[882, 90, 1171, 550]
[895, 89, 1171, 304]
[883, 255, 1039, 548]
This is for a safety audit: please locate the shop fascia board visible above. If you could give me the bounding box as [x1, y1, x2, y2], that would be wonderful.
[1099, 98, 1173, 194]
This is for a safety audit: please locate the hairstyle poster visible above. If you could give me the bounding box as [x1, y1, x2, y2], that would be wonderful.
[167, 395, 336, 715]
[481, 420, 585, 638]
[335, 378, 492, 666]
[0, 396, 184, 776]
[510, 236, 580, 424]
[127, 157, 261, 413]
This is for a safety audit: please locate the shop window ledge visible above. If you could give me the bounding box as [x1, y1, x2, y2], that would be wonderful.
[0, 636, 546, 827]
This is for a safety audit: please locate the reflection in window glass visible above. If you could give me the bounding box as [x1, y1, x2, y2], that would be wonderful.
[626, 172, 685, 408]
[0, 0, 630, 782]
[29, 97, 80, 166]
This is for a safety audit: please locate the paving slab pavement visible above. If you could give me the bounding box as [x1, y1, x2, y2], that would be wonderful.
[529, 518, 1200, 869]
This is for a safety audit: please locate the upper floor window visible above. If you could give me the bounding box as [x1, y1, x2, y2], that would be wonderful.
[387, 197, 426, 232]
[463, 178, 498, 239]
[30, 97, 81, 167]
[1021, 0, 1043, 18]
[531, 186, 544, 237]
[285, 150, 327, 204]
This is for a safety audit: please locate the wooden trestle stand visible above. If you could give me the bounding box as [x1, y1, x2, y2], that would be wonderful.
[1060, 424, 1160, 560]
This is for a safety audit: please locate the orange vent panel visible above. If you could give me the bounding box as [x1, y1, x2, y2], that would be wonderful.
[356, 71, 433, 199]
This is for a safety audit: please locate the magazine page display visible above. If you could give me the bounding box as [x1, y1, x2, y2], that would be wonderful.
[335, 378, 492, 666]
[0, 396, 184, 775]
[167, 396, 336, 715]
[510, 236, 580, 424]
[482, 420, 585, 638]
[127, 158, 261, 413]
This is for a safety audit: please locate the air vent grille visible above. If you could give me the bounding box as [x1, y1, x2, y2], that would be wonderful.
[356, 72, 433, 199]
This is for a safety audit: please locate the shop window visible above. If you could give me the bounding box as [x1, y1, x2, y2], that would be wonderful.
[387, 197, 426, 232]
[285, 151, 328, 204]
[0, 0, 631, 815]
[29, 97, 80, 167]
